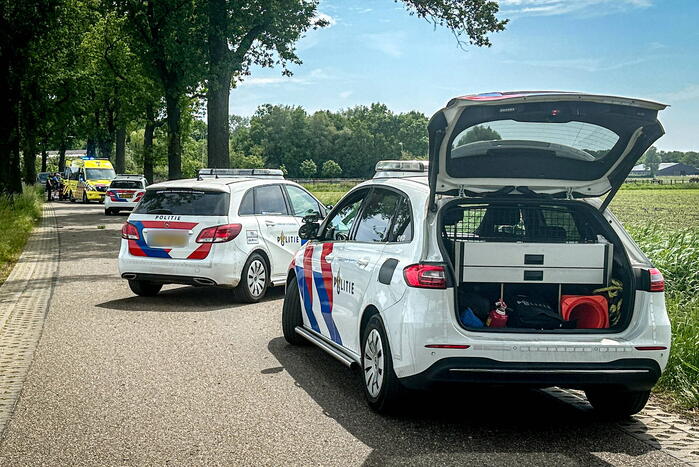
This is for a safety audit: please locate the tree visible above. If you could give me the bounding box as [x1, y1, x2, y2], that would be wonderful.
[642, 146, 661, 177]
[321, 160, 342, 178]
[456, 125, 502, 146]
[206, 0, 507, 170]
[300, 159, 317, 178]
[120, 0, 206, 180]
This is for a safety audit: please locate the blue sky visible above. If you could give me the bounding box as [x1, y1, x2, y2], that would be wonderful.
[230, 0, 699, 151]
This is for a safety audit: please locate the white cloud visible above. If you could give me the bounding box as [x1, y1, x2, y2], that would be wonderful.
[498, 0, 651, 16]
[339, 90, 353, 99]
[363, 32, 405, 58]
[655, 84, 699, 103]
[236, 68, 332, 87]
[500, 55, 649, 72]
[315, 12, 336, 27]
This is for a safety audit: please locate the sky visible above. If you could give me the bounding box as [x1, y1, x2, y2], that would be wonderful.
[230, 0, 699, 151]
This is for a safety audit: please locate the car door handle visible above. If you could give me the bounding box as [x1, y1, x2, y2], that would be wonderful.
[265, 220, 276, 226]
[324, 254, 334, 263]
[357, 258, 369, 268]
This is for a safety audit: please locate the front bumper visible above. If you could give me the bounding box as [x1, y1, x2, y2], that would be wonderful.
[399, 357, 661, 391]
[87, 190, 106, 201]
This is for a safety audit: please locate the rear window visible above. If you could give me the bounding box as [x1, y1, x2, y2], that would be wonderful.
[110, 180, 143, 189]
[134, 189, 229, 216]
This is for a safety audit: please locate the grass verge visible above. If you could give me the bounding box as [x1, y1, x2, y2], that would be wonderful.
[0, 186, 44, 285]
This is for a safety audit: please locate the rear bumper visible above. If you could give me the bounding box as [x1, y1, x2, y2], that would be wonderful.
[104, 198, 137, 209]
[121, 272, 218, 287]
[398, 357, 661, 391]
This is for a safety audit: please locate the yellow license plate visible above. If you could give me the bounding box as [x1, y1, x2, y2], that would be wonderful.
[121, 193, 133, 199]
[149, 231, 187, 247]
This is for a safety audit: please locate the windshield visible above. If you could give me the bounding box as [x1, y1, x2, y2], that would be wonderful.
[85, 168, 116, 180]
[451, 120, 619, 161]
[134, 189, 229, 216]
[110, 180, 143, 189]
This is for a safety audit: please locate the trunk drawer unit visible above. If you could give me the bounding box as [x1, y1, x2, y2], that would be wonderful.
[455, 242, 613, 285]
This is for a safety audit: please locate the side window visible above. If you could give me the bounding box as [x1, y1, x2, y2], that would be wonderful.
[239, 189, 254, 215]
[388, 197, 413, 242]
[285, 185, 320, 217]
[323, 189, 367, 241]
[253, 185, 288, 215]
[354, 189, 402, 243]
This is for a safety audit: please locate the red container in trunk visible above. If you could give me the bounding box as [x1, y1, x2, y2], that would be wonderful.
[561, 295, 609, 329]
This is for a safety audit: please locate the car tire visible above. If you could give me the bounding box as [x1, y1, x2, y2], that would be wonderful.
[104, 208, 112, 216]
[282, 278, 308, 345]
[361, 314, 404, 414]
[69, 191, 76, 203]
[234, 253, 269, 303]
[585, 388, 650, 418]
[82, 192, 88, 204]
[128, 279, 163, 297]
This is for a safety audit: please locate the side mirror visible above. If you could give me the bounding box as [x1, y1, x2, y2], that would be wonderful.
[299, 222, 319, 240]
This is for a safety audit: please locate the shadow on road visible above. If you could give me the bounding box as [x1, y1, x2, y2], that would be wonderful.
[268, 337, 661, 465]
[96, 285, 284, 313]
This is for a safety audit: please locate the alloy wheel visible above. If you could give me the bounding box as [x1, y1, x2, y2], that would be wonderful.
[364, 328, 384, 398]
[247, 259, 266, 298]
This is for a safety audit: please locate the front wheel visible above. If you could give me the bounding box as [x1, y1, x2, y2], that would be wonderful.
[361, 314, 404, 414]
[128, 279, 163, 297]
[234, 253, 268, 303]
[585, 388, 650, 418]
[282, 278, 307, 345]
[69, 191, 76, 203]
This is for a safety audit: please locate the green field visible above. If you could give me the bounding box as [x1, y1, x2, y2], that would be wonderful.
[305, 183, 699, 411]
[0, 187, 43, 284]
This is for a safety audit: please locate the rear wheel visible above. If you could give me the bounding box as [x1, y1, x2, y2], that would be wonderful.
[234, 253, 268, 303]
[282, 278, 307, 345]
[104, 208, 112, 216]
[361, 314, 404, 414]
[585, 388, 650, 418]
[128, 280, 162, 297]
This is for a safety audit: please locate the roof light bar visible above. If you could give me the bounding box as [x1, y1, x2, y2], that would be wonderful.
[116, 174, 145, 178]
[374, 160, 429, 173]
[197, 168, 284, 180]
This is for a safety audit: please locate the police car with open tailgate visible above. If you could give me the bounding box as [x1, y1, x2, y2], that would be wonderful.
[118, 168, 325, 302]
[282, 92, 671, 417]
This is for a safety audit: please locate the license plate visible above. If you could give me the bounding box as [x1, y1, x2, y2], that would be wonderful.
[148, 231, 188, 247]
[121, 192, 133, 199]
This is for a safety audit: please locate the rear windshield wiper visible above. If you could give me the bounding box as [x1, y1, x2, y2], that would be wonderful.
[147, 209, 173, 214]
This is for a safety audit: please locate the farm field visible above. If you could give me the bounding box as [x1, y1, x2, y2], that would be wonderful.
[304, 183, 699, 412]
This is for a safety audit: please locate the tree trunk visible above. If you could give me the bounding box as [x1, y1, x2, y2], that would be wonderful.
[206, 0, 231, 169]
[143, 120, 155, 184]
[22, 135, 37, 185]
[115, 125, 126, 173]
[86, 139, 97, 157]
[41, 140, 48, 172]
[58, 143, 66, 173]
[165, 91, 182, 180]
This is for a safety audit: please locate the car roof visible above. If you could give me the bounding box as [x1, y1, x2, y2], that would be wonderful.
[146, 177, 301, 193]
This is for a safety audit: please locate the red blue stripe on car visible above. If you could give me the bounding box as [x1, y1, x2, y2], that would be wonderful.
[312, 243, 342, 345]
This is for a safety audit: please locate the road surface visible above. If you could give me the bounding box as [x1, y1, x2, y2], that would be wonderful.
[0, 202, 694, 465]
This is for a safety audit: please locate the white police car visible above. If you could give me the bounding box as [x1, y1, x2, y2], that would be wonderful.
[104, 174, 148, 215]
[282, 92, 671, 417]
[118, 168, 325, 302]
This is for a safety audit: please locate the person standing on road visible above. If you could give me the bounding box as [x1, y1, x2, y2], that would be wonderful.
[46, 175, 54, 201]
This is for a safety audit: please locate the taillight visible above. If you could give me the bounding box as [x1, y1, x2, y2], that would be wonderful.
[121, 222, 139, 240]
[649, 267, 665, 292]
[403, 264, 447, 289]
[107, 190, 118, 201]
[196, 223, 242, 243]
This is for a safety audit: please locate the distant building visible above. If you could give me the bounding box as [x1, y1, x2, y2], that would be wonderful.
[629, 162, 699, 177]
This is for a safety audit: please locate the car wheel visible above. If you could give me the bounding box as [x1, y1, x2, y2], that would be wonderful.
[128, 279, 163, 297]
[282, 278, 308, 345]
[69, 191, 76, 203]
[361, 314, 404, 414]
[585, 388, 650, 418]
[234, 253, 268, 303]
[82, 192, 88, 204]
[104, 208, 112, 216]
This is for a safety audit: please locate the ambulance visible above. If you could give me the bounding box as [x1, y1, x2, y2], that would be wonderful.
[63, 156, 116, 203]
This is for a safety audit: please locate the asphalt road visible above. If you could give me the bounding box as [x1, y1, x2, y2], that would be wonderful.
[0, 202, 688, 465]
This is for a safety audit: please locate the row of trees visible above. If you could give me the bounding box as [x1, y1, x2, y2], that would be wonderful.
[0, 0, 507, 194]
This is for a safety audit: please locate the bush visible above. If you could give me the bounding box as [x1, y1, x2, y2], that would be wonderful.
[321, 160, 342, 178]
[299, 159, 317, 178]
[0, 185, 43, 283]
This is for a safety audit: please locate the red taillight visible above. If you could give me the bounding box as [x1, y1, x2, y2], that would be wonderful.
[635, 346, 667, 351]
[196, 223, 242, 243]
[425, 344, 470, 349]
[121, 222, 139, 240]
[403, 264, 447, 289]
[107, 190, 118, 201]
[649, 268, 665, 292]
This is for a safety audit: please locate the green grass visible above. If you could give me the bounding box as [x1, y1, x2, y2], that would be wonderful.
[0, 186, 43, 284]
[302, 181, 359, 207]
[308, 184, 699, 411]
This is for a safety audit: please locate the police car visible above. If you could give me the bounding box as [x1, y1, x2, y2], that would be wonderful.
[104, 174, 148, 215]
[282, 92, 671, 417]
[118, 168, 325, 302]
